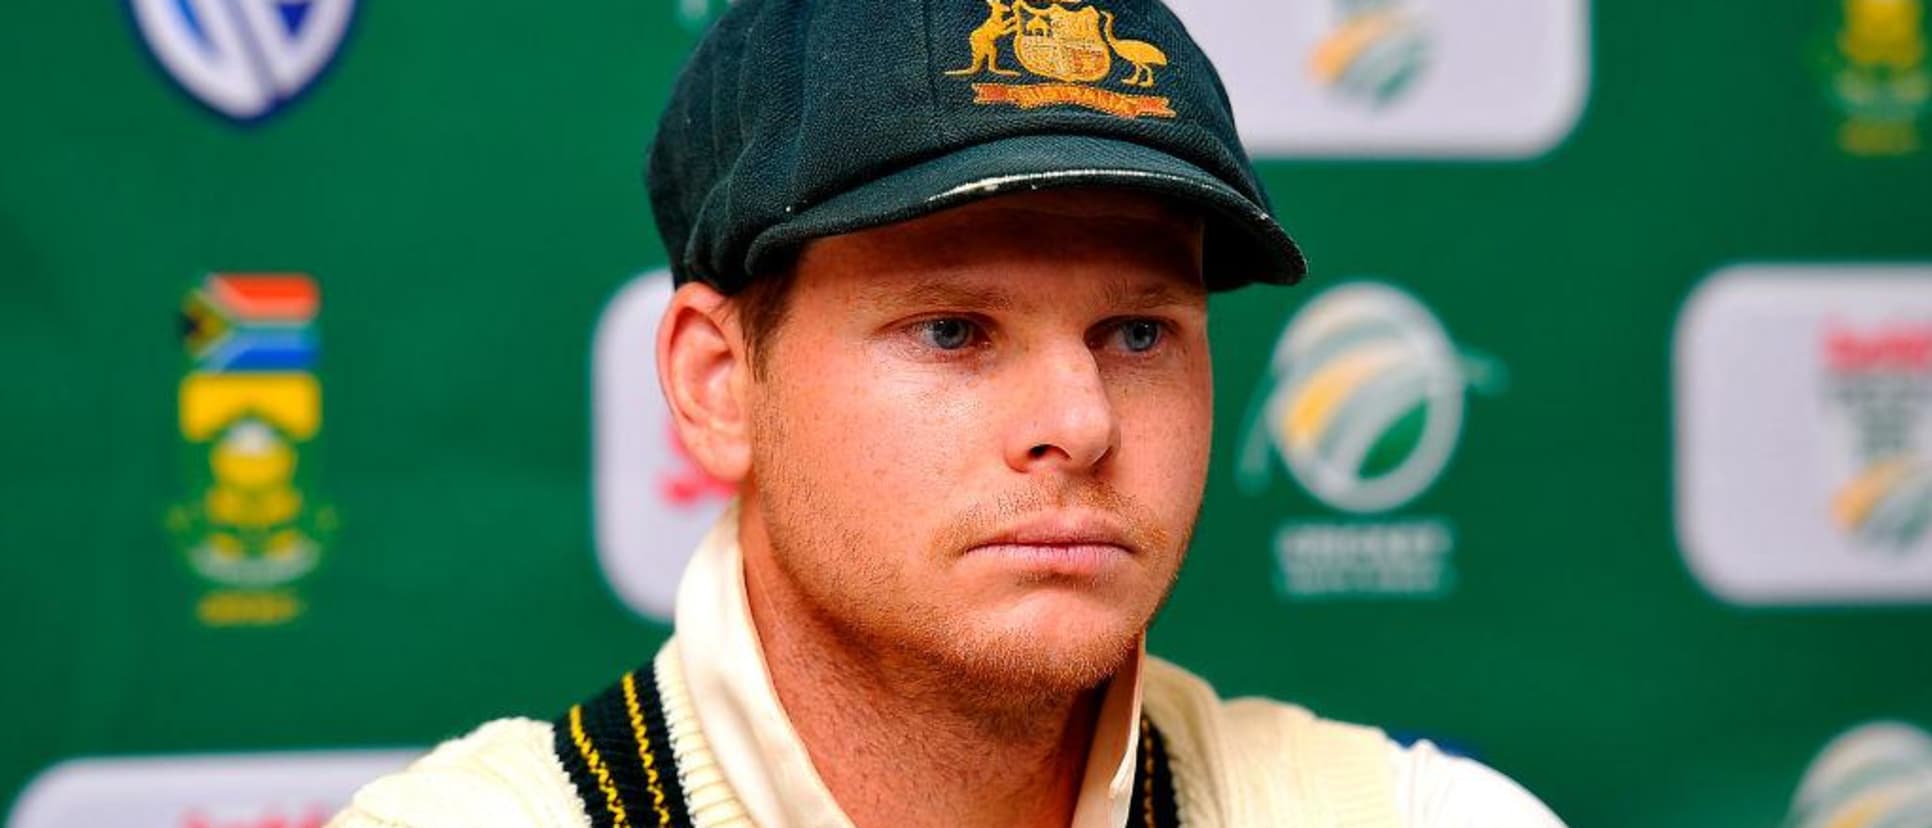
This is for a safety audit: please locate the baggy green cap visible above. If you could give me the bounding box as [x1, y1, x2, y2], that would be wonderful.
[647, 0, 1306, 293]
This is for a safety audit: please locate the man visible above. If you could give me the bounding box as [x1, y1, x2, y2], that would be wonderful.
[331, 0, 1563, 825]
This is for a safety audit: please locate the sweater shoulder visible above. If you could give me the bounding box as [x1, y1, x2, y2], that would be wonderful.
[1141, 655, 1361, 764]
[1140, 656, 1397, 825]
[1140, 657, 1563, 827]
[1384, 739, 1566, 827]
[326, 718, 589, 828]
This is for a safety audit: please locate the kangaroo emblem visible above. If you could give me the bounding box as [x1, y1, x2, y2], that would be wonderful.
[949, 0, 1179, 119]
[1100, 10, 1168, 87]
[946, 0, 1023, 77]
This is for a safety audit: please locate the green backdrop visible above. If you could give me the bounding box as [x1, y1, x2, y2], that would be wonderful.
[2, 1, 1929, 826]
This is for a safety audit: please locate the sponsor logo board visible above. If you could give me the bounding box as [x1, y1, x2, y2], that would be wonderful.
[1162, 0, 1589, 158]
[1675, 264, 1932, 605]
[7, 750, 413, 828]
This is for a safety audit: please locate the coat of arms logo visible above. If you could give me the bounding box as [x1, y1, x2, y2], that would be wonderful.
[1817, 0, 1930, 156]
[166, 273, 336, 626]
[946, 0, 1176, 119]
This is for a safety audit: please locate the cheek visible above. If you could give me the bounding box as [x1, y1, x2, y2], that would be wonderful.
[763, 344, 988, 526]
[1111, 361, 1214, 509]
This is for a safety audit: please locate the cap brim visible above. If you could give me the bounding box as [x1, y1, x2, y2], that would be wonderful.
[743, 133, 1305, 292]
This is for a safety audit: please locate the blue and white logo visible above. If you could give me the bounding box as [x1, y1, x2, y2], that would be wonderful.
[129, 0, 355, 123]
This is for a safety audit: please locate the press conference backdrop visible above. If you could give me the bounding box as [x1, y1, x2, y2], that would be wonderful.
[3, 1, 1930, 825]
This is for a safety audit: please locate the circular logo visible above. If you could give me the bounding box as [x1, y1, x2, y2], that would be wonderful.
[1792, 721, 1932, 828]
[1312, 2, 1431, 106]
[1261, 282, 1465, 514]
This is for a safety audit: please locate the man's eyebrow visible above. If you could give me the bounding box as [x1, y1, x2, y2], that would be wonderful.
[1105, 280, 1207, 311]
[859, 277, 1204, 312]
[861, 279, 1017, 311]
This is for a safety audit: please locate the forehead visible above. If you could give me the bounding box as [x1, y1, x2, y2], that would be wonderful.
[790, 188, 1206, 296]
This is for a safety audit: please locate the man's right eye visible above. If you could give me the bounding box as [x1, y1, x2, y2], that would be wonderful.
[913, 318, 982, 351]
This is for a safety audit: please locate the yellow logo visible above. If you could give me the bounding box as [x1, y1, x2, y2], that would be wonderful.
[1825, 0, 1930, 156]
[946, 0, 1176, 119]
[166, 273, 334, 627]
[1843, 0, 1926, 70]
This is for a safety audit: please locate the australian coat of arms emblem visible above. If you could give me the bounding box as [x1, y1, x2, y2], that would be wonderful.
[946, 0, 1177, 119]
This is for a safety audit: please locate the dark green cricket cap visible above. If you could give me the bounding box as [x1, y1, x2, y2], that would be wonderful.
[647, 0, 1305, 293]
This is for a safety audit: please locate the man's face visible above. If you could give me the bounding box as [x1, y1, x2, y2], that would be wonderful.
[744, 189, 1211, 696]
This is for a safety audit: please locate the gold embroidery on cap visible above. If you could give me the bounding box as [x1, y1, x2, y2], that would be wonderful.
[946, 0, 1176, 119]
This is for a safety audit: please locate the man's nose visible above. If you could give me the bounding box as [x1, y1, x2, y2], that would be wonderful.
[1004, 342, 1120, 474]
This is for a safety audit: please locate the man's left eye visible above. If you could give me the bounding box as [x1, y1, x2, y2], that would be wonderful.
[1114, 320, 1164, 353]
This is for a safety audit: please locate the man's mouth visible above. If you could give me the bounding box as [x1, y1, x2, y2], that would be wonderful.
[964, 513, 1137, 577]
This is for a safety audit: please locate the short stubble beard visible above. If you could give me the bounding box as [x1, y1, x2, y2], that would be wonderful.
[748, 400, 1194, 728]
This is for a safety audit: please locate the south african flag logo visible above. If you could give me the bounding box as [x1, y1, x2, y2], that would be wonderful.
[167, 273, 334, 626]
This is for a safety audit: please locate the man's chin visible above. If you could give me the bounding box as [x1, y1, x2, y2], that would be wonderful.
[940, 606, 1144, 699]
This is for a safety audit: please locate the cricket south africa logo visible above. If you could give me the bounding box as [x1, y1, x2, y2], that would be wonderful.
[1823, 323, 1932, 547]
[128, 0, 355, 122]
[946, 0, 1178, 119]
[1310, 0, 1432, 107]
[1237, 282, 1500, 599]
[167, 274, 335, 626]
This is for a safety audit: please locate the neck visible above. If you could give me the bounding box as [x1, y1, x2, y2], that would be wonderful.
[737, 505, 1102, 828]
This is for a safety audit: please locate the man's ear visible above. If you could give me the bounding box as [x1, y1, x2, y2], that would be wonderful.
[658, 281, 752, 483]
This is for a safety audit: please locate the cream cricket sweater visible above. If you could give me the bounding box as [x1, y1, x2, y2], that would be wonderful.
[330, 511, 1561, 828]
